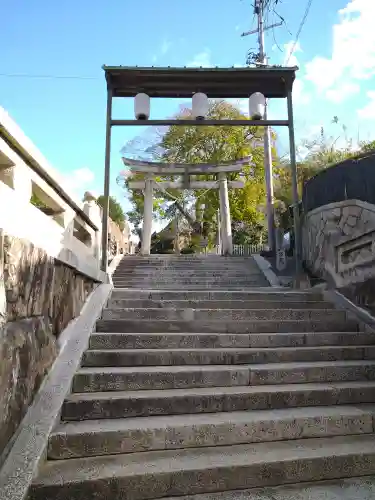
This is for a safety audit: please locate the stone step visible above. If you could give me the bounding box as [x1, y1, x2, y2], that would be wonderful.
[112, 281, 268, 288]
[81, 346, 374, 367]
[113, 284, 269, 290]
[112, 277, 266, 284]
[30, 434, 375, 499]
[116, 257, 258, 261]
[48, 405, 374, 459]
[114, 268, 262, 274]
[109, 289, 323, 301]
[107, 298, 334, 310]
[118, 256, 257, 267]
[116, 262, 262, 266]
[101, 307, 345, 322]
[115, 270, 261, 274]
[114, 275, 265, 281]
[72, 361, 375, 392]
[163, 476, 375, 500]
[114, 267, 262, 272]
[61, 381, 375, 420]
[95, 318, 359, 334]
[115, 268, 262, 273]
[89, 332, 373, 350]
[113, 274, 264, 280]
[114, 271, 263, 276]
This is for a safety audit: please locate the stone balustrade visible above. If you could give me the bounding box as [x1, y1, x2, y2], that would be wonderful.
[0, 107, 133, 462]
[302, 199, 375, 309]
[0, 107, 133, 280]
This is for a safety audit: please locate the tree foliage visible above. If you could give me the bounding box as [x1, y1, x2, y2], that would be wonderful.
[96, 195, 126, 231]
[273, 120, 375, 230]
[120, 100, 278, 245]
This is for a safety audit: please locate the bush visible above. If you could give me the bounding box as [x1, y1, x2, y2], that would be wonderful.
[180, 247, 196, 254]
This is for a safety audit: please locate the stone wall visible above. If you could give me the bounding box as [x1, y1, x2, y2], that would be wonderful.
[302, 199, 375, 305]
[0, 231, 98, 460]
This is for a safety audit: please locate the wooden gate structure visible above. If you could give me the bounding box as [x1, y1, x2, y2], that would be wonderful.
[100, 65, 301, 284]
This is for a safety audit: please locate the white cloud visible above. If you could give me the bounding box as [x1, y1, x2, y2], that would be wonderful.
[226, 98, 249, 115]
[235, 25, 240, 32]
[281, 41, 310, 104]
[358, 90, 375, 118]
[293, 79, 311, 105]
[152, 39, 171, 63]
[283, 40, 302, 67]
[161, 39, 171, 55]
[64, 167, 96, 194]
[305, 0, 375, 99]
[325, 82, 360, 103]
[187, 49, 212, 67]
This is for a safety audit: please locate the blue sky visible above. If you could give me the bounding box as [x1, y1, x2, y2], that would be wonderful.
[1, 0, 374, 219]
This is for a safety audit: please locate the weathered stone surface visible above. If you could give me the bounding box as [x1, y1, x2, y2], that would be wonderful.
[3, 233, 96, 335]
[29, 435, 375, 500]
[0, 316, 57, 458]
[340, 277, 375, 315]
[302, 200, 375, 312]
[3, 234, 54, 321]
[0, 232, 98, 459]
[61, 381, 375, 421]
[47, 406, 373, 459]
[52, 262, 95, 336]
[302, 200, 375, 285]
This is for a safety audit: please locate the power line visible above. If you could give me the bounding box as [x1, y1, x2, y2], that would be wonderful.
[0, 72, 98, 80]
[272, 8, 292, 36]
[285, 0, 313, 65]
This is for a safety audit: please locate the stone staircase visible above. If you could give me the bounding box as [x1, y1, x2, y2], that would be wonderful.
[29, 255, 375, 499]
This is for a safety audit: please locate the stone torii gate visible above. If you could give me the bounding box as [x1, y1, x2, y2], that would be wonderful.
[124, 157, 250, 256]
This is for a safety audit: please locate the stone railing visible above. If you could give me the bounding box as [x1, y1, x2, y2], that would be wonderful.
[0, 107, 132, 462]
[0, 107, 134, 280]
[302, 199, 375, 309]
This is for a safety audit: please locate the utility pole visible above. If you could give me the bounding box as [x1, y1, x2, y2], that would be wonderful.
[242, 0, 282, 253]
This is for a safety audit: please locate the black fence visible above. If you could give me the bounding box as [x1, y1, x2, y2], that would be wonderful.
[302, 151, 375, 214]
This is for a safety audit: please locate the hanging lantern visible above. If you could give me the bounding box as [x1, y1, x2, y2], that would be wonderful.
[192, 93, 208, 120]
[249, 92, 266, 120]
[134, 93, 150, 120]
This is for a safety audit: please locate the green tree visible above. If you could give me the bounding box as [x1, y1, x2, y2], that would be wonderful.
[120, 100, 278, 245]
[96, 195, 126, 231]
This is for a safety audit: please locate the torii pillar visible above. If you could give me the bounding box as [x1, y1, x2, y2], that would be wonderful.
[218, 172, 233, 255]
[142, 175, 153, 255]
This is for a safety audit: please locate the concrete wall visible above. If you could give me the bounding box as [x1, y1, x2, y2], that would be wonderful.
[302, 199, 375, 308]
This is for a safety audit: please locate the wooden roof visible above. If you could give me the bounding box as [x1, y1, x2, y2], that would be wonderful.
[103, 65, 297, 99]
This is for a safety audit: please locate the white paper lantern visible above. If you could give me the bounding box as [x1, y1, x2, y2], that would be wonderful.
[192, 93, 208, 120]
[249, 92, 266, 120]
[134, 93, 150, 120]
